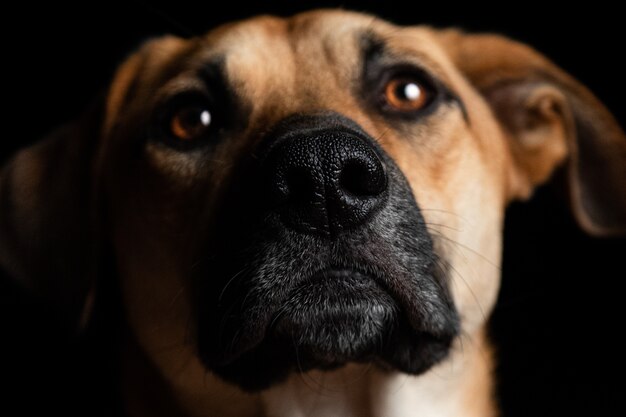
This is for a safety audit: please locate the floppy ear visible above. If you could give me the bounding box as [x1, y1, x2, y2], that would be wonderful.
[0, 101, 102, 334]
[438, 31, 626, 236]
[0, 36, 184, 335]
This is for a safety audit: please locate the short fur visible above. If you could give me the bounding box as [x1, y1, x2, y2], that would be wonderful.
[2, 10, 625, 417]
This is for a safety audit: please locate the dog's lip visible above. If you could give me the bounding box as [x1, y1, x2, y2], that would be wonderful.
[276, 267, 387, 306]
[209, 266, 393, 367]
[268, 267, 398, 363]
[269, 267, 397, 332]
[280, 266, 390, 304]
[310, 267, 379, 280]
[267, 266, 397, 326]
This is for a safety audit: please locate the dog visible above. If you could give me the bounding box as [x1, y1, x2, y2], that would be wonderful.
[1, 9, 625, 417]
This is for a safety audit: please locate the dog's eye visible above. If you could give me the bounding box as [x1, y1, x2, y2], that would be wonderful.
[168, 105, 212, 142]
[383, 77, 432, 112]
[154, 93, 222, 149]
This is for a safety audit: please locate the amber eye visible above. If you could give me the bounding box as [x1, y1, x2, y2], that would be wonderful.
[169, 105, 212, 141]
[383, 77, 431, 112]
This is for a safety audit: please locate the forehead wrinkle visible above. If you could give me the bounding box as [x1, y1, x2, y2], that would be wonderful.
[206, 16, 297, 119]
[289, 11, 378, 78]
[281, 15, 374, 116]
[213, 13, 363, 122]
[288, 37, 342, 109]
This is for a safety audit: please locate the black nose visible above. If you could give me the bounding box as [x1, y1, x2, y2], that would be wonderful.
[263, 119, 388, 237]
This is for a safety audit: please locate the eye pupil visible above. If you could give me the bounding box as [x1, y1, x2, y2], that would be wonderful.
[170, 106, 212, 141]
[384, 77, 430, 112]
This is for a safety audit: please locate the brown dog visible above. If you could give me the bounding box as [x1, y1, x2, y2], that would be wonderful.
[2, 9, 625, 417]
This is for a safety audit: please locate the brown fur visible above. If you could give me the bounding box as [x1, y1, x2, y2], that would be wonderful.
[2, 10, 625, 417]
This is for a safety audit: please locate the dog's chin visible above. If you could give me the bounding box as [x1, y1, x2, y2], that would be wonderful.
[270, 270, 398, 367]
[198, 268, 456, 392]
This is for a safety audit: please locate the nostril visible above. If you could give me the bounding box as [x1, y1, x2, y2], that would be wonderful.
[340, 158, 387, 197]
[284, 166, 316, 203]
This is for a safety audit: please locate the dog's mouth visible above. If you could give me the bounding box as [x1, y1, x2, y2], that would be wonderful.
[194, 113, 459, 391]
[270, 268, 398, 366]
[197, 255, 457, 391]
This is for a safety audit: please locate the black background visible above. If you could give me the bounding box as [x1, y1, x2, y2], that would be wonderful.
[2, 1, 625, 416]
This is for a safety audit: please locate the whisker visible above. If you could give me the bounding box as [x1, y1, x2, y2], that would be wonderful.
[423, 221, 461, 232]
[218, 266, 250, 303]
[419, 207, 474, 225]
[428, 227, 501, 271]
[434, 255, 487, 323]
[268, 305, 288, 330]
[390, 371, 411, 395]
[454, 328, 493, 375]
[292, 336, 326, 395]
[374, 126, 393, 147]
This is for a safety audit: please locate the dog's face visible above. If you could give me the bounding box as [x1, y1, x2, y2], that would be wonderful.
[103, 11, 503, 390]
[2, 9, 625, 414]
[95, 10, 626, 391]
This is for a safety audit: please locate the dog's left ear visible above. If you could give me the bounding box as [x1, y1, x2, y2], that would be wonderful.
[0, 101, 102, 334]
[438, 31, 626, 236]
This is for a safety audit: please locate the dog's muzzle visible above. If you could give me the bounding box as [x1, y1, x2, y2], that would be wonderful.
[195, 113, 459, 391]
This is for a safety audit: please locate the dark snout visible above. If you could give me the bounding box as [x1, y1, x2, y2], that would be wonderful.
[262, 115, 388, 237]
[195, 113, 459, 391]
